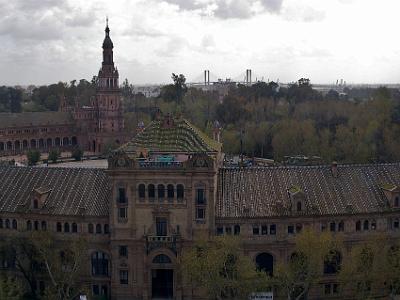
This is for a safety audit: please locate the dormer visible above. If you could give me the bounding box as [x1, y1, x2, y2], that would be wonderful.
[381, 183, 400, 208]
[31, 187, 52, 210]
[288, 185, 306, 214]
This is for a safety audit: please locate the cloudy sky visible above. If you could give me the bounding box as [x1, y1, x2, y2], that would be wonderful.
[1, 0, 400, 85]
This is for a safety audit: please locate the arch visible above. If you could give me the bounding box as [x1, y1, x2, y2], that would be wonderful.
[71, 136, 77, 146]
[138, 184, 146, 199]
[396, 196, 400, 207]
[96, 224, 102, 234]
[41, 221, 47, 231]
[177, 184, 184, 200]
[324, 250, 342, 274]
[0, 142, 4, 151]
[7, 141, 12, 150]
[371, 219, 377, 230]
[256, 252, 274, 276]
[55, 137, 61, 146]
[12, 219, 17, 229]
[104, 224, 109, 234]
[14, 140, 20, 150]
[157, 184, 165, 199]
[88, 223, 94, 233]
[22, 140, 28, 149]
[0, 218, 2, 228]
[148, 184, 155, 198]
[64, 223, 70, 233]
[356, 220, 361, 231]
[167, 184, 174, 199]
[91, 251, 109, 276]
[38, 139, 44, 149]
[329, 221, 336, 232]
[56, 222, 62, 232]
[30, 139, 36, 149]
[72, 223, 77, 233]
[46, 138, 52, 148]
[5, 219, 10, 229]
[62, 137, 69, 146]
[152, 254, 172, 264]
[26, 220, 32, 231]
[338, 221, 345, 232]
[33, 220, 39, 231]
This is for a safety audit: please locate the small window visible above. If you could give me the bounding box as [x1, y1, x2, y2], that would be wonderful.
[333, 283, 339, 294]
[93, 285, 100, 295]
[234, 224, 240, 235]
[225, 227, 232, 235]
[253, 226, 260, 235]
[56, 222, 62, 232]
[33, 199, 39, 209]
[395, 196, 400, 207]
[216, 227, 224, 235]
[261, 225, 268, 235]
[270, 224, 276, 235]
[177, 184, 184, 200]
[64, 223, 70, 233]
[41, 221, 47, 231]
[120, 270, 128, 284]
[88, 223, 94, 233]
[96, 224, 102, 234]
[119, 246, 128, 257]
[12, 219, 17, 230]
[288, 225, 294, 234]
[196, 208, 205, 220]
[118, 188, 127, 204]
[138, 184, 145, 199]
[296, 224, 302, 233]
[5, 219, 10, 229]
[355, 220, 361, 231]
[167, 184, 174, 199]
[148, 184, 155, 198]
[296, 201, 302, 212]
[321, 222, 327, 232]
[338, 221, 344, 232]
[330, 222, 336, 232]
[158, 184, 165, 200]
[363, 220, 369, 230]
[72, 223, 77, 233]
[324, 284, 331, 295]
[119, 208, 127, 219]
[0, 219, 3, 228]
[196, 189, 206, 205]
[394, 218, 400, 229]
[104, 224, 109, 234]
[371, 220, 377, 230]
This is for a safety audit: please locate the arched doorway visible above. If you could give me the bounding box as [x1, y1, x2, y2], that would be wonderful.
[255, 252, 274, 276]
[151, 254, 173, 299]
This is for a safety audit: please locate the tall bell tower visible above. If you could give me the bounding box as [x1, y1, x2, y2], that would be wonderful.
[95, 18, 124, 134]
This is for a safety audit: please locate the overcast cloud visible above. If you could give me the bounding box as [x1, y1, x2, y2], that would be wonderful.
[1, 0, 400, 85]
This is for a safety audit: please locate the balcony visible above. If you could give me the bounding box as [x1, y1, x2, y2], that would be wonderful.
[146, 235, 178, 254]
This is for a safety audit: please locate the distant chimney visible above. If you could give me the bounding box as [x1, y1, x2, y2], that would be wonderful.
[331, 161, 338, 178]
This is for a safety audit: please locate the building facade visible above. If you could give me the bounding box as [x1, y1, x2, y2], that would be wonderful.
[0, 22, 129, 156]
[1, 114, 400, 299]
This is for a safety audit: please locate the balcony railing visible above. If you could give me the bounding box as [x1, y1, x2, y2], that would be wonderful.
[146, 235, 178, 254]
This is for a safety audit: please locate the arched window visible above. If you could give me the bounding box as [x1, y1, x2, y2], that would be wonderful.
[138, 184, 145, 199]
[394, 218, 400, 229]
[104, 224, 109, 234]
[88, 223, 94, 234]
[324, 250, 342, 274]
[330, 222, 336, 232]
[338, 221, 344, 232]
[371, 219, 377, 230]
[72, 223, 77, 233]
[256, 253, 274, 276]
[152, 254, 172, 264]
[33, 199, 39, 209]
[395, 196, 400, 207]
[64, 223, 70, 233]
[296, 201, 302, 212]
[148, 184, 155, 199]
[34, 221, 39, 231]
[96, 224, 102, 234]
[12, 219, 17, 230]
[355, 220, 361, 231]
[91, 252, 109, 276]
[41, 221, 47, 231]
[177, 184, 184, 200]
[27, 220, 32, 231]
[56, 222, 62, 232]
[234, 224, 241, 235]
[5, 219, 10, 229]
[363, 220, 369, 230]
[167, 184, 174, 199]
[157, 184, 165, 199]
[0, 219, 3, 228]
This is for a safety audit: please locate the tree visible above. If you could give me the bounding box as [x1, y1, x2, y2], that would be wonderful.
[181, 236, 270, 300]
[159, 73, 188, 104]
[26, 149, 41, 166]
[71, 147, 83, 161]
[274, 228, 339, 300]
[0, 275, 22, 300]
[31, 231, 87, 300]
[48, 149, 61, 163]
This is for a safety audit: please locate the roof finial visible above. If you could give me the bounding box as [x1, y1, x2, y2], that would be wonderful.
[106, 16, 109, 27]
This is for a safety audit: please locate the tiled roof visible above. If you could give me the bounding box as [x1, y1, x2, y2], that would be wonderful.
[0, 166, 110, 216]
[0, 112, 74, 128]
[120, 117, 221, 154]
[216, 163, 400, 218]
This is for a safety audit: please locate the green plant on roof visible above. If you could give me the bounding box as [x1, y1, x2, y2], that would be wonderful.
[289, 185, 302, 194]
[381, 183, 397, 190]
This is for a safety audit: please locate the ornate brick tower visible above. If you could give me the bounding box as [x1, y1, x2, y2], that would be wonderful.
[89, 19, 126, 153]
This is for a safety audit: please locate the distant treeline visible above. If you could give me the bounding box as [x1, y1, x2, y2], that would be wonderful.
[3, 76, 400, 164]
